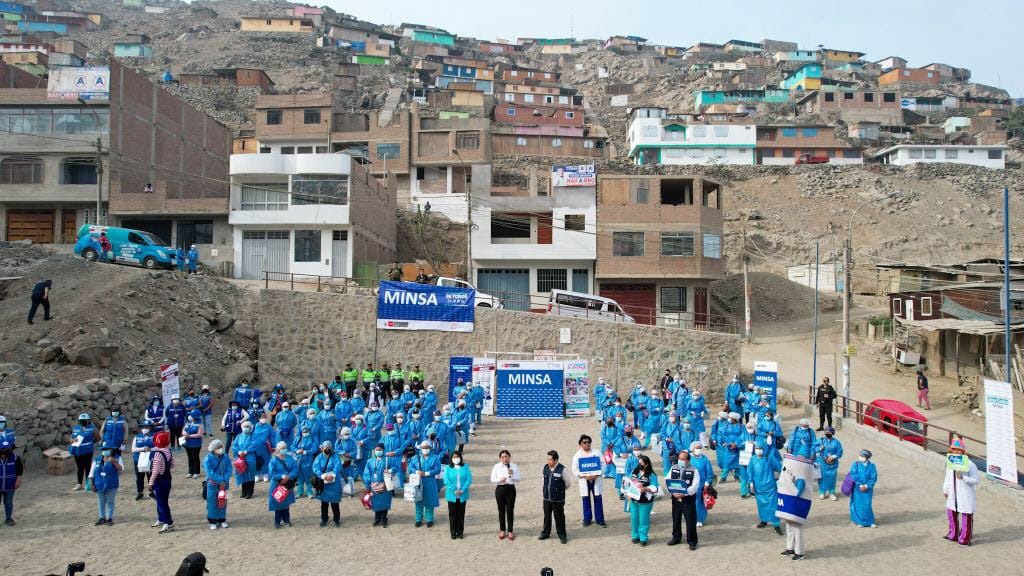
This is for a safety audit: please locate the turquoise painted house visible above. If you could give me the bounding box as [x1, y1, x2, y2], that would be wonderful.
[780, 64, 822, 91]
[694, 89, 790, 109]
[114, 43, 152, 58]
[17, 21, 68, 33]
[411, 29, 454, 46]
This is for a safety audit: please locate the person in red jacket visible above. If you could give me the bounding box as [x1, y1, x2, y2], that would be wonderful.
[98, 232, 113, 263]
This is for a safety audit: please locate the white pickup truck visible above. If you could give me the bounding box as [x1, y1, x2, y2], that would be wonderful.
[435, 276, 504, 309]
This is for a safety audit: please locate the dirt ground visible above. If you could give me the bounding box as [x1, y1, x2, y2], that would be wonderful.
[4, 406, 1024, 576]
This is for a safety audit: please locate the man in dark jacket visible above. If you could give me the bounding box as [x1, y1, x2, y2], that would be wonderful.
[539, 450, 572, 544]
[815, 377, 837, 430]
[27, 279, 52, 324]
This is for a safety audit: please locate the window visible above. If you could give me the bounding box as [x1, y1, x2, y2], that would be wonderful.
[291, 175, 348, 205]
[377, 143, 400, 160]
[713, 125, 729, 137]
[510, 71, 518, 77]
[892, 298, 902, 316]
[883, 92, 896, 102]
[664, 126, 685, 141]
[259, 146, 271, 153]
[128, 232, 146, 245]
[266, 110, 282, 125]
[61, 157, 96, 185]
[921, 297, 933, 316]
[630, 183, 649, 204]
[863, 92, 874, 102]
[564, 214, 585, 231]
[524, 94, 535, 103]
[945, 149, 958, 159]
[559, 96, 569, 105]
[908, 148, 923, 159]
[702, 233, 721, 258]
[713, 148, 727, 159]
[303, 109, 321, 125]
[660, 179, 693, 205]
[516, 137, 527, 146]
[927, 72, 934, 78]
[782, 128, 797, 137]
[544, 96, 554, 104]
[843, 149, 861, 159]
[0, 156, 44, 184]
[613, 232, 645, 256]
[507, 107, 517, 116]
[455, 131, 480, 149]
[240, 183, 288, 210]
[988, 149, 1003, 160]
[660, 287, 688, 312]
[491, 214, 531, 240]
[782, 149, 795, 158]
[903, 70, 910, 77]
[642, 126, 659, 138]
[315, 145, 328, 154]
[504, 93, 514, 102]
[661, 232, 695, 256]
[537, 269, 568, 292]
[824, 92, 835, 102]
[551, 138, 562, 147]
[297, 146, 313, 154]
[802, 128, 818, 137]
[294, 230, 321, 262]
[691, 125, 707, 138]
[844, 92, 854, 100]
[923, 149, 936, 159]
[176, 220, 213, 247]
[281, 146, 296, 155]
[565, 111, 574, 119]
[583, 139, 594, 149]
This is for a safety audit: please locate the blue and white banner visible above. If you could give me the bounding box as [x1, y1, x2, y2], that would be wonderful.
[377, 281, 475, 332]
[495, 361, 565, 419]
[448, 357, 473, 404]
[753, 360, 779, 412]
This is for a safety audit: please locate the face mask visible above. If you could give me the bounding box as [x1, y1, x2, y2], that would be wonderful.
[632, 450, 641, 457]
[101, 450, 112, 457]
[452, 458, 462, 465]
[421, 448, 430, 455]
[374, 450, 384, 458]
[825, 434, 833, 439]
[412, 414, 420, 420]
[370, 406, 378, 412]
[615, 417, 623, 422]
[396, 418, 404, 424]
[324, 404, 332, 411]
[692, 393, 699, 399]
[755, 449, 764, 457]
[112, 411, 120, 417]
[341, 434, 351, 440]
[0, 422, 5, 430]
[625, 432, 633, 437]
[302, 432, 310, 437]
[669, 417, 677, 423]
[692, 449, 702, 457]
[387, 431, 395, 436]
[678, 459, 689, 467]
[767, 416, 774, 421]
[241, 384, 248, 388]
[434, 416, 441, 422]
[859, 456, 868, 463]
[141, 429, 151, 435]
[214, 448, 224, 455]
[683, 423, 691, 429]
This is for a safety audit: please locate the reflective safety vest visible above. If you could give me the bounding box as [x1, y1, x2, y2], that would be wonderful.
[343, 369, 359, 383]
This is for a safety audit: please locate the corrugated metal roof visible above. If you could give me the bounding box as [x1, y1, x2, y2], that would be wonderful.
[896, 317, 1024, 335]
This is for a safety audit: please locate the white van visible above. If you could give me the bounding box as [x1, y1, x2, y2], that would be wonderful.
[546, 289, 635, 323]
[436, 276, 504, 309]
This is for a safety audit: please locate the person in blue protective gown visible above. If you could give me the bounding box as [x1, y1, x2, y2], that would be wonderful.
[312, 441, 344, 527]
[363, 443, 394, 527]
[748, 443, 783, 534]
[786, 418, 817, 459]
[848, 449, 877, 527]
[815, 427, 844, 500]
[267, 441, 298, 527]
[275, 402, 297, 447]
[291, 425, 317, 499]
[203, 439, 231, 529]
[408, 440, 443, 527]
[738, 421, 758, 498]
[659, 412, 684, 476]
[613, 425, 642, 495]
[716, 412, 743, 482]
[688, 441, 714, 527]
[250, 417, 278, 483]
[230, 421, 256, 499]
[600, 417, 621, 479]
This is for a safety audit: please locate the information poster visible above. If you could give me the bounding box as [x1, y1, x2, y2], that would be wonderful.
[473, 358, 497, 416]
[495, 361, 565, 419]
[564, 359, 590, 417]
[160, 362, 180, 408]
[983, 379, 1018, 484]
[753, 360, 779, 411]
[448, 357, 473, 403]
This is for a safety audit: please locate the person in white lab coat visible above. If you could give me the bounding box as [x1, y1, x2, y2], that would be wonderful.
[571, 435, 606, 528]
[943, 437, 978, 546]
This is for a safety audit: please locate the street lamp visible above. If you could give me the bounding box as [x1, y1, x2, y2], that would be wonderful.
[77, 97, 104, 225]
[841, 191, 900, 408]
[451, 148, 471, 282]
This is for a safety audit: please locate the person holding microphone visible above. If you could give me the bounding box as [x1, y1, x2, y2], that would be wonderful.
[490, 449, 521, 540]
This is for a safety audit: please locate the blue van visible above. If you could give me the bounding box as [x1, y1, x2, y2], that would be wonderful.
[73, 225, 177, 270]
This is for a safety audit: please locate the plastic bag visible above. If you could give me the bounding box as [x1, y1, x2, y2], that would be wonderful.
[136, 451, 151, 473]
[361, 490, 373, 510]
[233, 456, 247, 474]
[271, 484, 290, 503]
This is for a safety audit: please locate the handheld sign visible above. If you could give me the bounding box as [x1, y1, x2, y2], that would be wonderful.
[666, 478, 688, 496]
[946, 453, 970, 472]
[621, 478, 643, 501]
[577, 456, 601, 475]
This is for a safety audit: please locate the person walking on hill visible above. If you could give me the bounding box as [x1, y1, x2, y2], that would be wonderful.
[916, 370, 931, 410]
[26, 279, 52, 324]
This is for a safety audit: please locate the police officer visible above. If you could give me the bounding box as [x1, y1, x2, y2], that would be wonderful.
[666, 449, 701, 550]
[815, 377, 837, 431]
[362, 362, 376, 391]
[391, 362, 406, 391]
[342, 362, 359, 397]
[378, 362, 393, 397]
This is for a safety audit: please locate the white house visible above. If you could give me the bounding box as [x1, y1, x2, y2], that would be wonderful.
[471, 165, 597, 311]
[627, 107, 756, 166]
[229, 150, 396, 280]
[871, 144, 1008, 169]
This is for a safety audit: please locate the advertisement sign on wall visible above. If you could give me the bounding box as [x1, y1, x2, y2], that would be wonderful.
[753, 360, 779, 411]
[377, 281, 475, 332]
[983, 379, 1018, 485]
[564, 359, 590, 417]
[551, 164, 596, 187]
[495, 360, 565, 419]
[47, 66, 110, 101]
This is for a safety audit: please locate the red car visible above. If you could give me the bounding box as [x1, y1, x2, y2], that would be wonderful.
[863, 399, 928, 446]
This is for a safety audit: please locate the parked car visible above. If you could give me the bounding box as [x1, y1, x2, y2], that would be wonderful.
[796, 153, 829, 165]
[546, 289, 636, 323]
[863, 399, 928, 446]
[435, 276, 504, 309]
[73, 225, 176, 270]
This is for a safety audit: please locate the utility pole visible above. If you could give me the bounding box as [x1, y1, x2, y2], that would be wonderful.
[742, 223, 751, 340]
[812, 241, 820, 396]
[79, 97, 103, 224]
[452, 149, 470, 281]
[1004, 186, 1013, 386]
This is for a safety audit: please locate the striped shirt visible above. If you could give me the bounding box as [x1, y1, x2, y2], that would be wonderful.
[148, 448, 174, 486]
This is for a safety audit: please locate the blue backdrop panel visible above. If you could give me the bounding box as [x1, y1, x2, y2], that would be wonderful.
[495, 361, 564, 419]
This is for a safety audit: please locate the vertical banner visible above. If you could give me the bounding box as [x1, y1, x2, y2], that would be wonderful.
[983, 379, 1018, 485]
[495, 361, 565, 419]
[448, 357, 473, 403]
[160, 362, 180, 407]
[474, 358, 497, 416]
[753, 361, 779, 411]
[564, 359, 591, 417]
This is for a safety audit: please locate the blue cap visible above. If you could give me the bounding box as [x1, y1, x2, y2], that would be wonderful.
[0, 439, 11, 450]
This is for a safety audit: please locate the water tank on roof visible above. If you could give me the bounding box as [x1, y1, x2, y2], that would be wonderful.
[162, 71, 173, 83]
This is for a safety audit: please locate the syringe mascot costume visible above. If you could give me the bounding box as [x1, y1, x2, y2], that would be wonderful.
[776, 453, 814, 560]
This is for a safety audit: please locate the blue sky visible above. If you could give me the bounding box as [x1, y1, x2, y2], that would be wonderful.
[320, 0, 1022, 96]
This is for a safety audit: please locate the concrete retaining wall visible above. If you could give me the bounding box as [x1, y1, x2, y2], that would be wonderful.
[258, 289, 741, 401]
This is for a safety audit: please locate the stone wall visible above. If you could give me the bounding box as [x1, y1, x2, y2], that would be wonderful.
[259, 289, 740, 401]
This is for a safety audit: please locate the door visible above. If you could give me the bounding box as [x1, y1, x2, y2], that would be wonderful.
[906, 299, 915, 321]
[599, 283, 656, 325]
[694, 287, 708, 329]
[6, 209, 54, 243]
[571, 268, 589, 293]
[240, 230, 289, 280]
[476, 269, 529, 311]
[61, 210, 77, 243]
[331, 230, 348, 278]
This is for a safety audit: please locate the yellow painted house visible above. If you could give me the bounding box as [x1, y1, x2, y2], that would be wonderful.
[240, 16, 315, 33]
[820, 48, 865, 63]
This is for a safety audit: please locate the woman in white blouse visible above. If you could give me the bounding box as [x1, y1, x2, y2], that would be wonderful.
[490, 449, 522, 540]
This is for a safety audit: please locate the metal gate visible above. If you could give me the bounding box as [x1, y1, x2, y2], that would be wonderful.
[477, 268, 530, 311]
[331, 230, 348, 278]
[240, 230, 289, 280]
